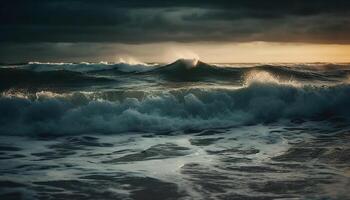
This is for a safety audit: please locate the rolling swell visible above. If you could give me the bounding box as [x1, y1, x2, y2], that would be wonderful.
[147, 59, 242, 81]
[1, 82, 349, 136]
[249, 65, 330, 81]
[23, 62, 156, 73]
[142, 60, 348, 82]
[0, 68, 112, 91]
[1, 60, 350, 136]
[2, 61, 348, 83]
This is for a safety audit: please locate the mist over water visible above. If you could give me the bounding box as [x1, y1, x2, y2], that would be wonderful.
[1, 59, 350, 199]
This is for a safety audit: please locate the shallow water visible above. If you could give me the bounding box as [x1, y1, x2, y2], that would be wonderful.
[0, 60, 350, 199]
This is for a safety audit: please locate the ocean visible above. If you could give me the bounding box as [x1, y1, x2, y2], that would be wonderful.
[0, 59, 349, 199]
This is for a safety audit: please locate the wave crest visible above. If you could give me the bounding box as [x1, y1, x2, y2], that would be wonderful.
[1, 83, 350, 136]
[244, 70, 301, 87]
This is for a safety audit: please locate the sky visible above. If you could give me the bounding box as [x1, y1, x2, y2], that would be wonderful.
[1, 0, 350, 63]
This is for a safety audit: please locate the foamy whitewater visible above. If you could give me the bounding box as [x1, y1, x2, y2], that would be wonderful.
[0, 59, 349, 199]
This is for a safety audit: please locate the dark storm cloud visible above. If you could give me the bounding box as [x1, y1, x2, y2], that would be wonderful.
[1, 0, 350, 44]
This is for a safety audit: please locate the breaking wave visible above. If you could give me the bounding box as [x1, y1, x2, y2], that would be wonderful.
[1, 82, 350, 136]
[144, 59, 350, 82]
[1, 60, 349, 85]
[147, 59, 241, 81]
[1, 60, 350, 136]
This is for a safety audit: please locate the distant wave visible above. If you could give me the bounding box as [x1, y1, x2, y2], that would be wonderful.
[1, 81, 350, 136]
[88, 63, 157, 75]
[1, 60, 349, 83]
[143, 59, 349, 82]
[0, 68, 112, 91]
[18, 61, 157, 73]
[146, 59, 242, 81]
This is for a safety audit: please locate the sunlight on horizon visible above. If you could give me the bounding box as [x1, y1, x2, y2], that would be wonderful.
[111, 42, 350, 64]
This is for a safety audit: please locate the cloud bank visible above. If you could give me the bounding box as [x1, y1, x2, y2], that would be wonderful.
[1, 0, 350, 44]
[1, 0, 350, 62]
